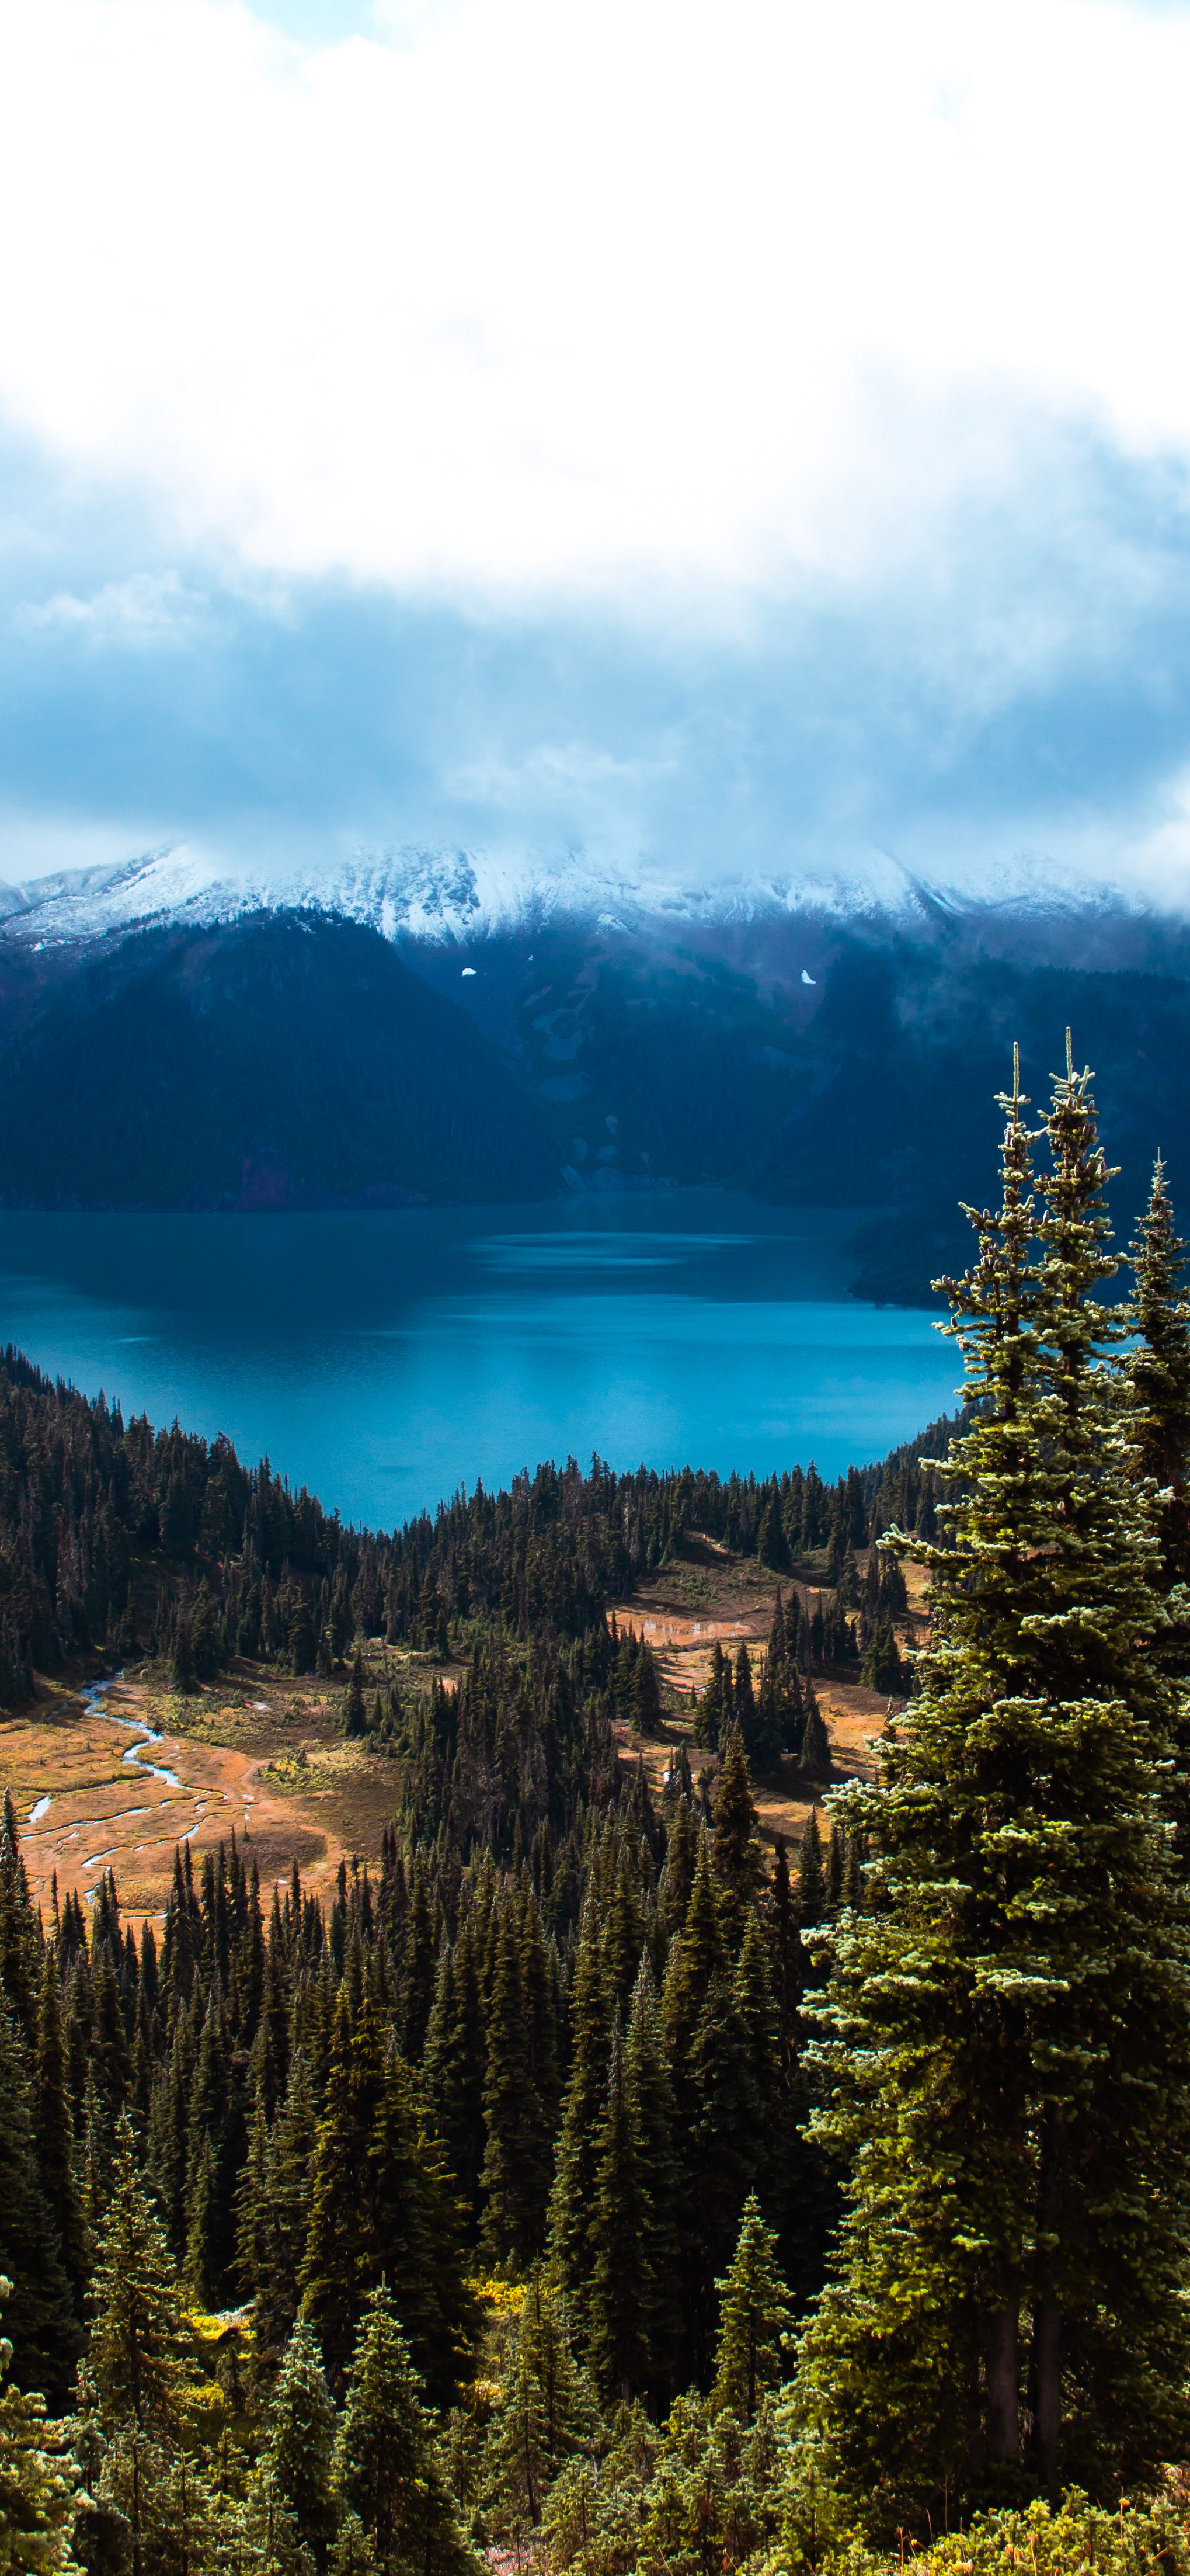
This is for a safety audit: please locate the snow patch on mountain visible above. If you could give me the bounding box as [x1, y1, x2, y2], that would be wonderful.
[0, 839, 1150, 950]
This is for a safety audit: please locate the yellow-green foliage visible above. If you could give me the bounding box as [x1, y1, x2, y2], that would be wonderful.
[824, 2493, 1190, 2576]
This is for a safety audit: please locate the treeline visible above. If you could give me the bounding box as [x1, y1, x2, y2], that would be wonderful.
[0, 1339, 947, 1709]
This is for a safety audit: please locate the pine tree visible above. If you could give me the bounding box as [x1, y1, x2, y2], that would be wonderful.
[685, 1970, 761, 2381]
[89, 2111, 191, 2435]
[796, 1044, 1190, 2525]
[730, 1636, 753, 1737]
[258, 2047, 317, 2357]
[711, 2195, 792, 2424]
[263, 2318, 339, 2568]
[333, 2285, 476, 2576]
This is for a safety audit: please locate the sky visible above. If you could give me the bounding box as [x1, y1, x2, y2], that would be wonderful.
[5, 0, 1190, 907]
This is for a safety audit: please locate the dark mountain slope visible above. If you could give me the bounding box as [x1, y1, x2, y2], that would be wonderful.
[2, 898, 1189, 1297]
[0, 911, 561, 1210]
[753, 937, 1190, 1299]
[424, 912, 1190, 1293]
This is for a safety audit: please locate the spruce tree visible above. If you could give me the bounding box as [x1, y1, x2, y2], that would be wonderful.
[483, 2269, 590, 2539]
[301, 1990, 472, 2403]
[795, 1810, 824, 1928]
[478, 1905, 546, 2266]
[89, 2111, 190, 2435]
[32, 1950, 86, 2310]
[0, 1793, 40, 2047]
[546, 1900, 610, 2308]
[1122, 1154, 1190, 1588]
[423, 1928, 485, 2230]
[625, 1958, 681, 2404]
[587, 2014, 652, 2403]
[334, 2285, 475, 2576]
[800, 1684, 830, 1782]
[796, 1046, 1190, 2525]
[711, 2195, 792, 2424]
[264, 2318, 339, 2568]
[711, 1726, 764, 1931]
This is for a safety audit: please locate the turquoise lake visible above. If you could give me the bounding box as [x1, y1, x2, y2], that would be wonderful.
[0, 1196, 959, 1531]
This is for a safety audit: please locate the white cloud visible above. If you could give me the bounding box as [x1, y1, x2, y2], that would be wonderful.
[18, 572, 208, 641]
[2, 0, 1189, 609]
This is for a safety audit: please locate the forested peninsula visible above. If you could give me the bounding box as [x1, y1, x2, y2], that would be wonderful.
[3, 1043, 1190, 2576]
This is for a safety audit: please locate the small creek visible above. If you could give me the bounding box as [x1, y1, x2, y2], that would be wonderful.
[25, 1673, 257, 1896]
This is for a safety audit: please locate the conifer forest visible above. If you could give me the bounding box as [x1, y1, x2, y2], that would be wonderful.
[6, 1040, 1190, 2576]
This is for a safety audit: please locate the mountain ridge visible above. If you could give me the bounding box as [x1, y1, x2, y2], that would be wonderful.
[0, 838, 1160, 957]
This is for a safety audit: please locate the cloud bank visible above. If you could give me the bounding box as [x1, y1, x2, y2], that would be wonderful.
[4, 0, 1190, 904]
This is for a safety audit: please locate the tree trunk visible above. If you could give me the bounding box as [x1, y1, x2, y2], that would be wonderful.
[985, 2303, 1020, 2462]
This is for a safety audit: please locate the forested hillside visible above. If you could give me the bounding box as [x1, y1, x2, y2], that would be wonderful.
[0, 1339, 944, 1711]
[0, 914, 559, 1211]
[4, 1045, 1190, 2576]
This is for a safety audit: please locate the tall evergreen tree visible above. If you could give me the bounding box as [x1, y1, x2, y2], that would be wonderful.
[264, 2319, 339, 2570]
[89, 2112, 190, 2436]
[301, 1991, 472, 2404]
[711, 2195, 792, 2424]
[423, 1928, 485, 2231]
[0, 1997, 78, 2407]
[333, 2285, 475, 2576]
[478, 1905, 547, 2266]
[796, 1046, 1190, 2526]
[0, 1793, 40, 2047]
[587, 2014, 652, 2403]
[711, 1726, 764, 1931]
[1122, 1154, 1190, 1588]
[546, 1901, 610, 2310]
[32, 1951, 86, 2310]
[625, 1958, 681, 2404]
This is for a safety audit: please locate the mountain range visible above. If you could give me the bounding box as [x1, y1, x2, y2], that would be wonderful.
[0, 842, 1188, 1305]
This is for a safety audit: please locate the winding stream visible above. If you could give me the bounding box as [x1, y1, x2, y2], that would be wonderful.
[25, 1672, 258, 1901]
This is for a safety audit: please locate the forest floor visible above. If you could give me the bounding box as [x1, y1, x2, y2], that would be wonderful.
[607, 1532, 927, 1849]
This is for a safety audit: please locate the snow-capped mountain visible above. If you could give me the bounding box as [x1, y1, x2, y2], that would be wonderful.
[0, 839, 1146, 952]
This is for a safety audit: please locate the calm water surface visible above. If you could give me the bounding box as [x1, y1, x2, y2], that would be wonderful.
[0, 1196, 958, 1529]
